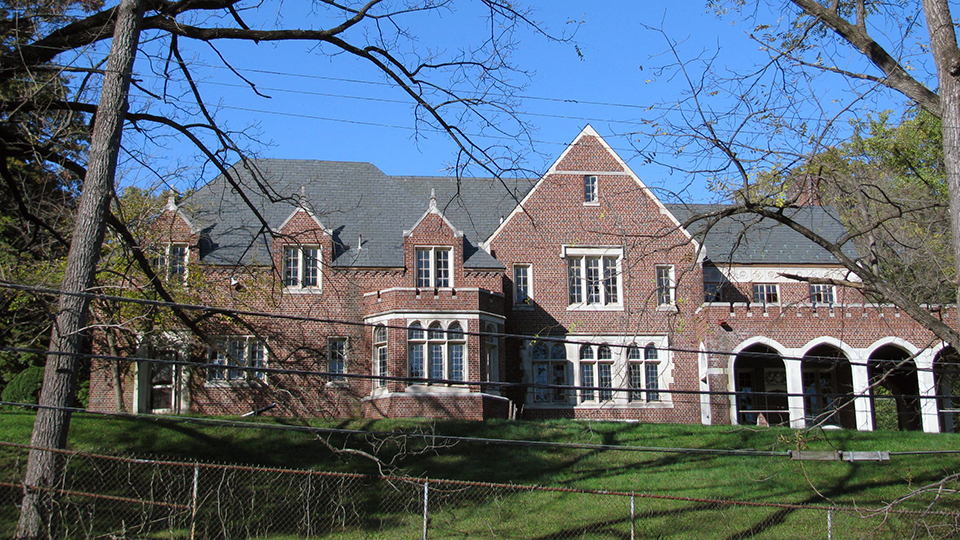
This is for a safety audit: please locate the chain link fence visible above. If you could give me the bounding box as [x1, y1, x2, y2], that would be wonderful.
[2, 441, 959, 539]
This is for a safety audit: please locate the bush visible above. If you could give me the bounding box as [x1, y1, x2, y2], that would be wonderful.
[1, 365, 45, 406]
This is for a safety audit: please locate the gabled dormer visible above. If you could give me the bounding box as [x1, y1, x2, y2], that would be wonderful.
[156, 193, 201, 282]
[403, 189, 464, 289]
[273, 205, 334, 293]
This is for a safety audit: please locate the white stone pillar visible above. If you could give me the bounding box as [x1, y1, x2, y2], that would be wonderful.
[850, 352, 873, 431]
[784, 355, 805, 429]
[916, 349, 940, 433]
[699, 344, 711, 426]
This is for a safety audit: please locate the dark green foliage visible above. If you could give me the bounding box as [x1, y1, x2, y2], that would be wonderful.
[1, 364, 44, 405]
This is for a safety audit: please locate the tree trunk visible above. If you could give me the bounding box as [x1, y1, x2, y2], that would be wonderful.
[15, 1, 143, 537]
[107, 329, 126, 413]
[922, 0, 960, 317]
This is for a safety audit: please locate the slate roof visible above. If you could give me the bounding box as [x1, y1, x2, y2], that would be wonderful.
[180, 159, 857, 270]
[666, 204, 858, 265]
[183, 159, 535, 269]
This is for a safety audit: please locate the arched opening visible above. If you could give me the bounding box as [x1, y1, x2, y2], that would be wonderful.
[802, 344, 855, 428]
[734, 344, 788, 426]
[869, 345, 921, 431]
[935, 347, 960, 433]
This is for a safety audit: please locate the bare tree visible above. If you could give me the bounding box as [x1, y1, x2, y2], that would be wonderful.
[3, 1, 567, 537]
[636, 1, 960, 347]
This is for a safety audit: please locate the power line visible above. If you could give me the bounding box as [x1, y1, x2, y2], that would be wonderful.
[1, 280, 952, 370]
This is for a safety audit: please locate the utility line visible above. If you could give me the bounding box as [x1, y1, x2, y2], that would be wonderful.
[1, 280, 950, 370]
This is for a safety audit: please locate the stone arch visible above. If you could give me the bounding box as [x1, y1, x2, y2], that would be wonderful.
[934, 346, 960, 433]
[869, 344, 922, 431]
[733, 343, 788, 426]
[801, 343, 855, 429]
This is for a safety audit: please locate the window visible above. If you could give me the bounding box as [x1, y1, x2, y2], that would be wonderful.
[513, 264, 532, 305]
[809, 284, 835, 305]
[407, 321, 466, 382]
[415, 247, 452, 288]
[627, 344, 661, 402]
[160, 243, 188, 281]
[283, 245, 320, 289]
[567, 254, 621, 307]
[584, 175, 598, 203]
[484, 323, 499, 384]
[752, 283, 779, 305]
[328, 338, 347, 381]
[656, 265, 675, 307]
[532, 342, 568, 403]
[208, 337, 267, 383]
[580, 345, 613, 402]
[645, 345, 660, 402]
[374, 326, 388, 388]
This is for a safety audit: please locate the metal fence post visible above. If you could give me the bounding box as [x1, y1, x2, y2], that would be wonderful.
[827, 508, 832, 540]
[190, 463, 199, 540]
[422, 480, 429, 540]
[306, 474, 312, 537]
[630, 492, 636, 540]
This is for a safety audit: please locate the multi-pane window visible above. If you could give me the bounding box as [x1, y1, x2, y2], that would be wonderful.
[580, 345, 614, 402]
[645, 345, 660, 402]
[328, 338, 346, 381]
[532, 342, 568, 403]
[415, 247, 452, 288]
[374, 326, 388, 388]
[752, 283, 779, 305]
[809, 284, 835, 305]
[584, 175, 598, 203]
[513, 264, 531, 305]
[407, 320, 466, 382]
[160, 243, 188, 281]
[283, 245, 320, 289]
[208, 337, 267, 383]
[567, 255, 620, 307]
[656, 265, 675, 306]
[627, 344, 660, 402]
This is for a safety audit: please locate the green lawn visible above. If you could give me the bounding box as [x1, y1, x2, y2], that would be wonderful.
[3, 411, 960, 538]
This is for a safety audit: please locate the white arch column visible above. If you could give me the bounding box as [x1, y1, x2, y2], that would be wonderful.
[917, 349, 939, 433]
[783, 354, 805, 428]
[850, 351, 873, 431]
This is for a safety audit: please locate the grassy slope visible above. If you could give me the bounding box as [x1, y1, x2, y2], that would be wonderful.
[3, 410, 960, 509]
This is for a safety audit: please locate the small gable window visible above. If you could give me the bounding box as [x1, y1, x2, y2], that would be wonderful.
[283, 245, 320, 291]
[584, 175, 598, 203]
[415, 247, 452, 288]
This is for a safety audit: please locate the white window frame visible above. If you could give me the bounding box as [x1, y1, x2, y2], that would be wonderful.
[208, 336, 267, 385]
[283, 244, 321, 292]
[656, 265, 676, 308]
[752, 283, 780, 305]
[531, 341, 569, 403]
[579, 344, 614, 403]
[407, 320, 467, 383]
[563, 246, 623, 310]
[513, 264, 532, 306]
[583, 175, 599, 204]
[160, 243, 189, 282]
[809, 283, 835, 305]
[415, 247, 453, 288]
[374, 326, 388, 388]
[328, 337, 347, 382]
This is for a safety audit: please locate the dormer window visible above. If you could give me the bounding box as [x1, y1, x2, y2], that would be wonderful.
[584, 175, 598, 204]
[416, 247, 452, 288]
[160, 243, 188, 281]
[283, 245, 321, 291]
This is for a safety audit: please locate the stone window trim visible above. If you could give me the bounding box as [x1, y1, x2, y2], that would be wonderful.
[415, 246, 454, 289]
[406, 320, 468, 385]
[656, 264, 676, 310]
[282, 244, 322, 293]
[513, 263, 533, 307]
[207, 336, 268, 386]
[752, 283, 780, 306]
[809, 283, 836, 306]
[160, 243, 189, 282]
[373, 325, 388, 389]
[583, 174, 599, 205]
[562, 246, 623, 311]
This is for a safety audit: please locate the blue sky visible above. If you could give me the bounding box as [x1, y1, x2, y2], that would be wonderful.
[120, 1, 912, 202]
